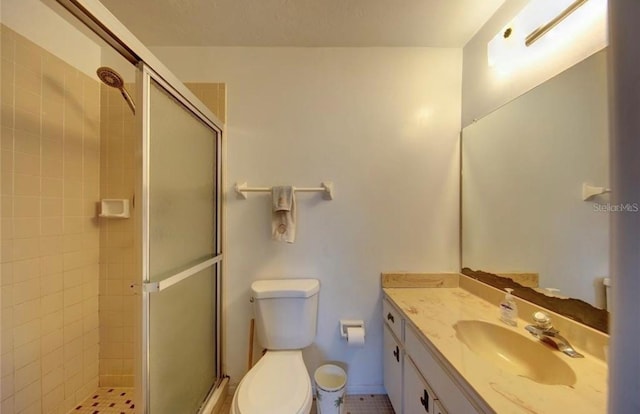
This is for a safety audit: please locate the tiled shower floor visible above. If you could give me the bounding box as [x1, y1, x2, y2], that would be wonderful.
[70, 387, 136, 414]
[221, 394, 395, 413]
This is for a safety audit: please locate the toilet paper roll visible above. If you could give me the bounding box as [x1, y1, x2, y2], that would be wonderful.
[346, 327, 365, 347]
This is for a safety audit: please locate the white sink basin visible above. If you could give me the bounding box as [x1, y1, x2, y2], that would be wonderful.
[454, 320, 577, 386]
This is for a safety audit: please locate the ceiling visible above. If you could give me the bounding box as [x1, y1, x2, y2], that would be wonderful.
[98, 0, 505, 47]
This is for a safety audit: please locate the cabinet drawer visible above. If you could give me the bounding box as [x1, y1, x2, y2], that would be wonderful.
[405, 324, 478, 414]
[383, 298, 403, 341]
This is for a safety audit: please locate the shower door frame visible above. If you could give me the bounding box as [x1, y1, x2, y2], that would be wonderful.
[54, 1, 226, 412]
[138, 63, 224, 413]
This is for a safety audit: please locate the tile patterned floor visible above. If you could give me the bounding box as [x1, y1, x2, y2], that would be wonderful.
[70, 387, 136, 414]
[221, 394, 395, 413]
[71, 389, 395, 413]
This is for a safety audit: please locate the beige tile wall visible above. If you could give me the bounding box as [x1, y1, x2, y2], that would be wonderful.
[98, 83, 137, 388]
[1, 25, 101, 414]
[184, 83, 227, 123]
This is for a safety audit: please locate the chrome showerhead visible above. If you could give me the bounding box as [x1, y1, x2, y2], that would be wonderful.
[96, 66, 136, 114]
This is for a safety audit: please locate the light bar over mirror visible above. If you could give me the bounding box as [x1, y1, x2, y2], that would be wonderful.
[487, 0, 607, 75]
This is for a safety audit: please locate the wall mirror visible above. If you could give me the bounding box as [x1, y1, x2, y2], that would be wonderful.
[461, 49, 609, 331]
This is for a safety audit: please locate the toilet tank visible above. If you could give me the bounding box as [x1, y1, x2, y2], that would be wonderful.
[251, 279, 319, 350]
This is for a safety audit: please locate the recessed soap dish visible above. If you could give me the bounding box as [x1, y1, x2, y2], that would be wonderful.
[99, 199, 130, 219]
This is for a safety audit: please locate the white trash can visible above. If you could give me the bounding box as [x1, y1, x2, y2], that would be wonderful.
[314, 364, 347, 414]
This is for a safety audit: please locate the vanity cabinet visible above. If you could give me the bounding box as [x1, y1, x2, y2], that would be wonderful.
[383, 298, 477, 414]
[405, 325, 476, 413]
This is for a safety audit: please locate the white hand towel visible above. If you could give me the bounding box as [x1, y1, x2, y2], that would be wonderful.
[271, 186, 296, 243]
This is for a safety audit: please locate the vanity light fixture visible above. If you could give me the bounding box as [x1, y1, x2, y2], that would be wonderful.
[487, 0, 607, 74]
[525, 0, 589, 46]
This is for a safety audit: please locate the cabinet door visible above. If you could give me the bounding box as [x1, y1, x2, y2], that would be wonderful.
[434, 400, 447, 414]
[383, 324, 403, 414]
[403, 357, 436, 414]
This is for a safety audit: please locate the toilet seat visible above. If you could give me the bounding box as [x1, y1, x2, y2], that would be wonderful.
[232, 350, 312, 414]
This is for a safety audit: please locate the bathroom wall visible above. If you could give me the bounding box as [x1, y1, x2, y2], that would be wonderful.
[151, 46, 462, 392]
[97, 83, 137, 388]
[1, 24, 101, 413]
[461, 0, 608, 127]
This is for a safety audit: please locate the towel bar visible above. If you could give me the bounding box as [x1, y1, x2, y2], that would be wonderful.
[234, 181, 334, 200]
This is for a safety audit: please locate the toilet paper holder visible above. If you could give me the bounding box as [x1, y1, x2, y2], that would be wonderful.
[340, 319, 364, 338]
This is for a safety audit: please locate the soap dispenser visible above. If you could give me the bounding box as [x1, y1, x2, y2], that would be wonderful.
[499, 288, 518, 326]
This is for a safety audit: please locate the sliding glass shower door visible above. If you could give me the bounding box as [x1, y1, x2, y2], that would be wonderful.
[141, 66, 222, 413]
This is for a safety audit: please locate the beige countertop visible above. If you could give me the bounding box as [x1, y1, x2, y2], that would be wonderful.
[383, 284, 608, 414]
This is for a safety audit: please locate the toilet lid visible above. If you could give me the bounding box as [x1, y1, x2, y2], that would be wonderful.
[237, 351, 311, 414]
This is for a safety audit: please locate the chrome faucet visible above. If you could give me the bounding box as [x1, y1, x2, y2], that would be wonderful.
[525, 312, 584, 358]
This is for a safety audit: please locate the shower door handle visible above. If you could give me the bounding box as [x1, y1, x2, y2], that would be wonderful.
[143, 255, 222, 293]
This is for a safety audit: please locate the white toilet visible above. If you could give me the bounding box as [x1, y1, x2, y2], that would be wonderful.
[231, 278, 320, 414]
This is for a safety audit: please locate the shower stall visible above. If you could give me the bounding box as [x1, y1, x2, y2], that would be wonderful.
[0, 0, 224, 413]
